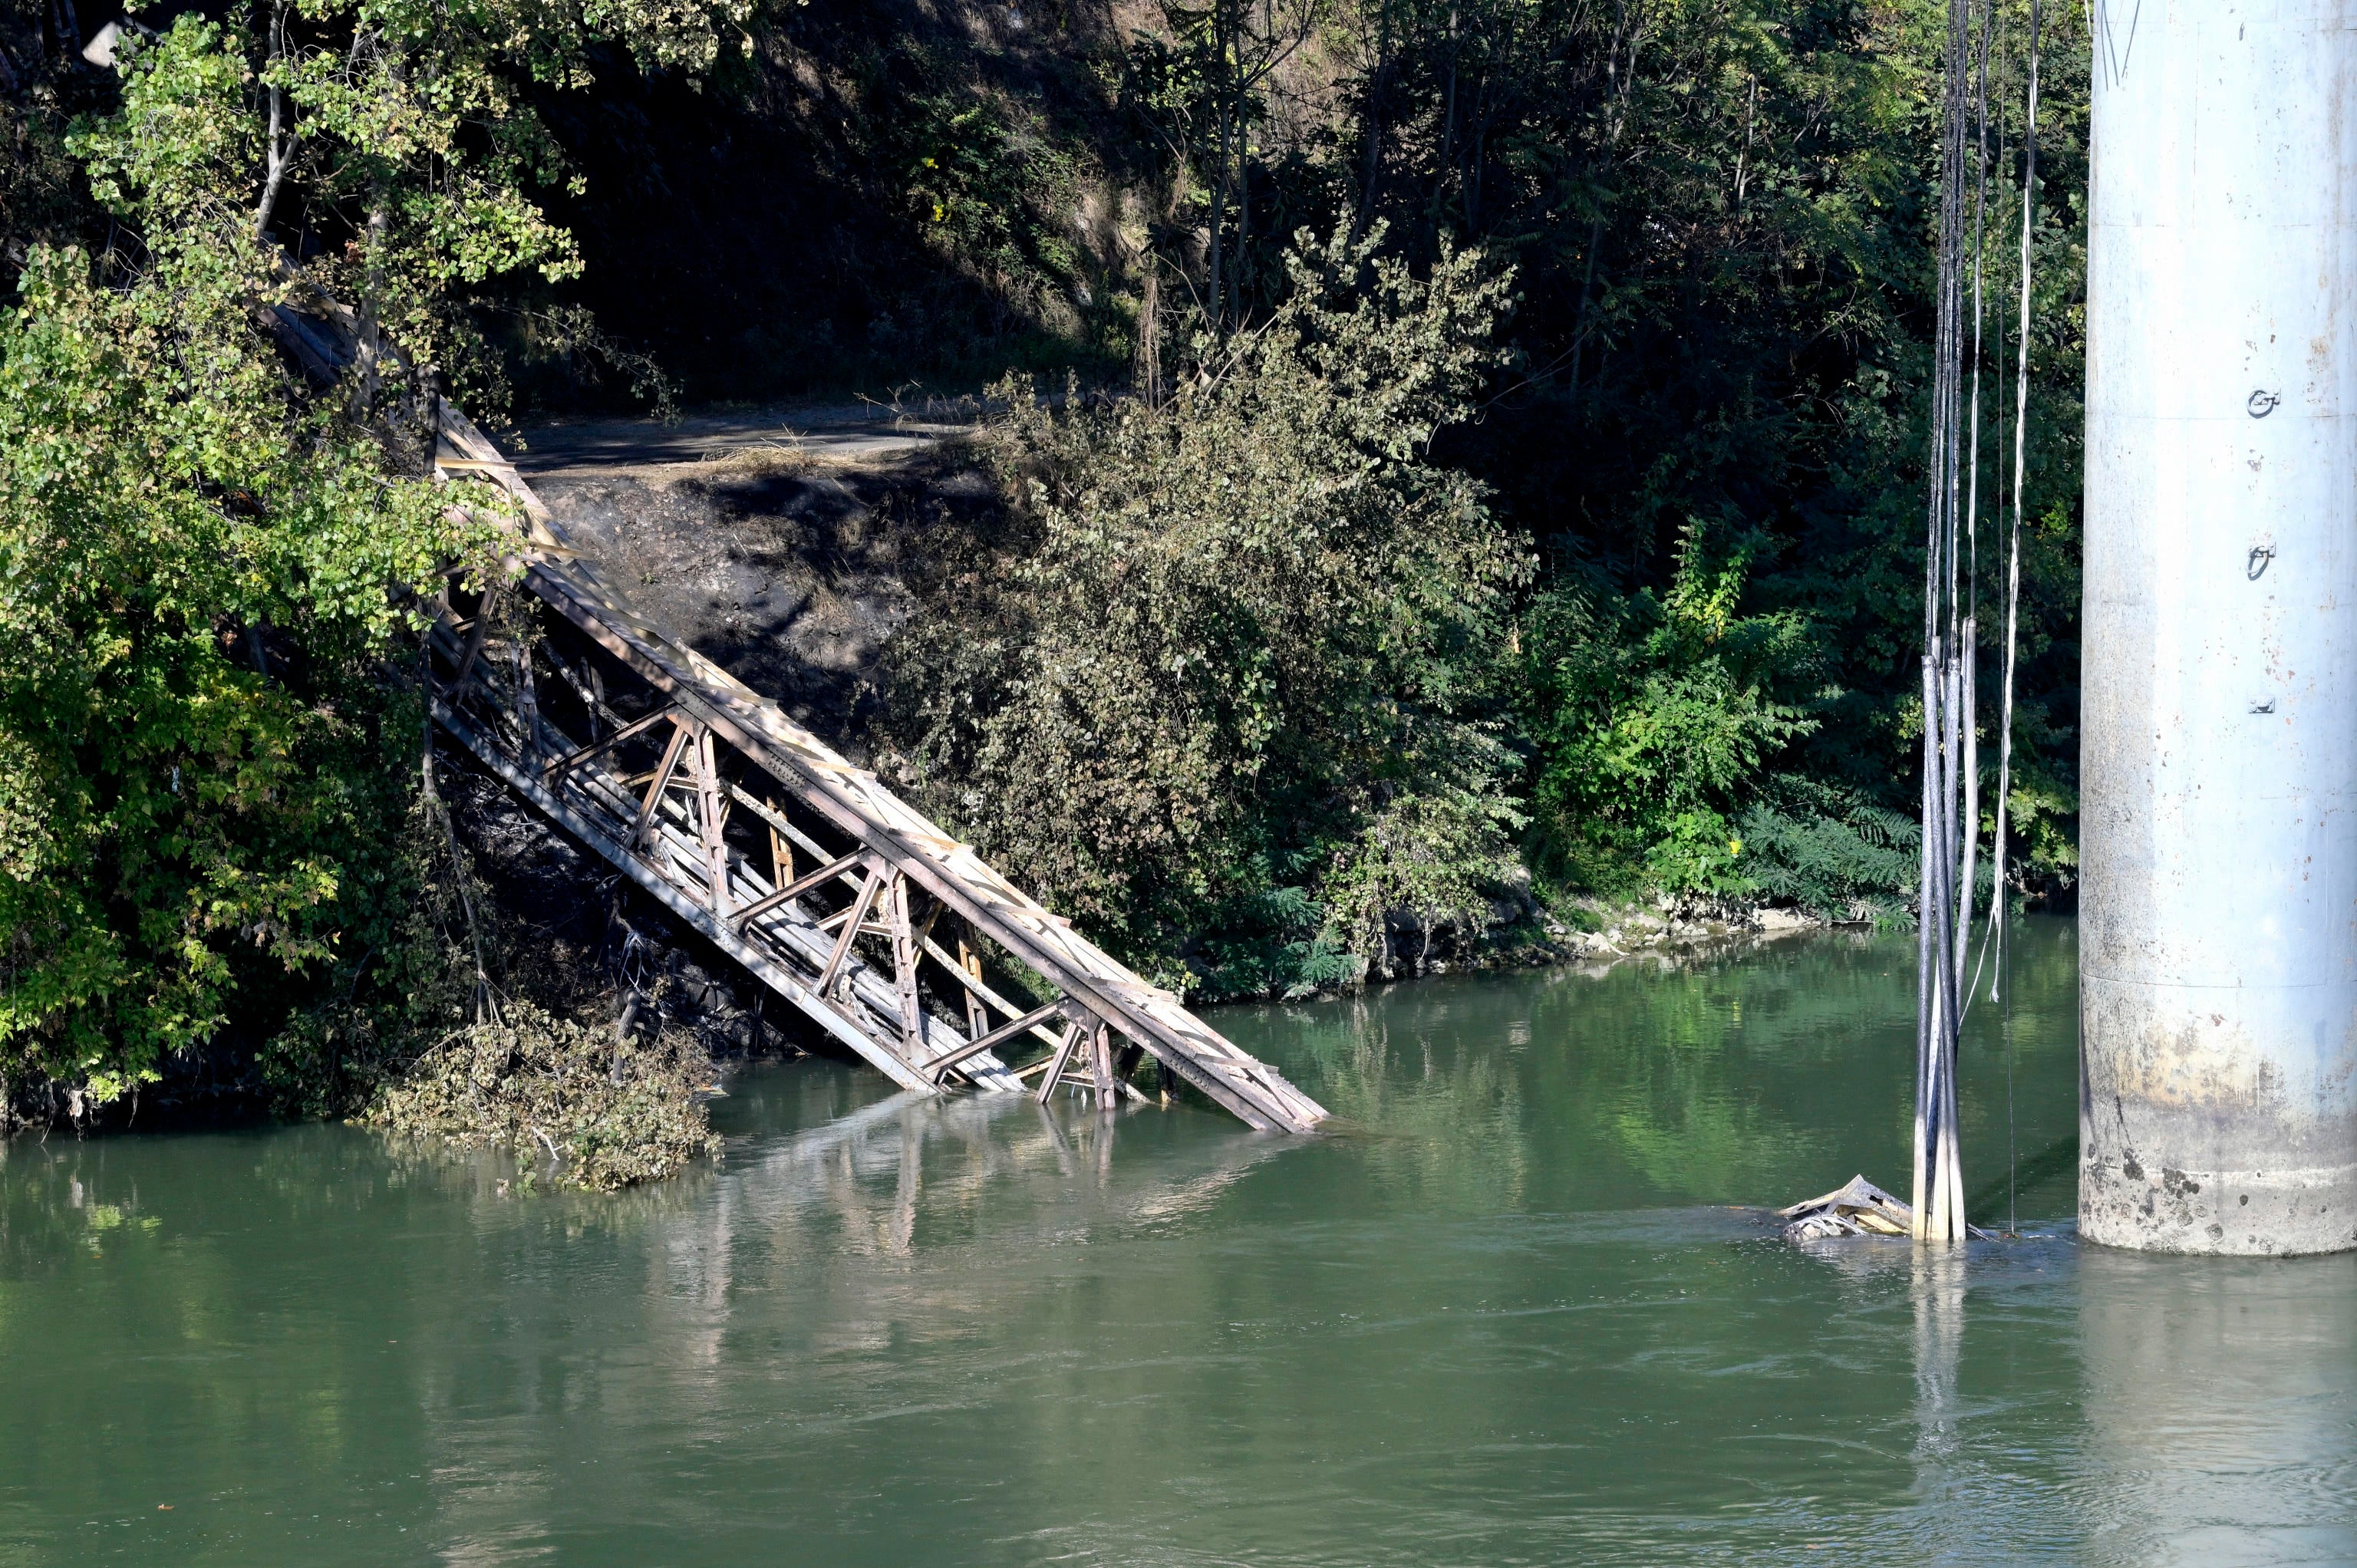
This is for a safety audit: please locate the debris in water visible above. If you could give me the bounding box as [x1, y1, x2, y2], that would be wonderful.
[1777, 1174, 1996, 1241]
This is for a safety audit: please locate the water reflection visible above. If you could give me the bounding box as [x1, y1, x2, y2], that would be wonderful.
[1911, 1247, 1966, 1464]
[0, 920, 2349, 1567]
[1239, 920, 2082, 1218]
[722, 1082, 1288, 1260]
[2077, 1249, 2357, 1566]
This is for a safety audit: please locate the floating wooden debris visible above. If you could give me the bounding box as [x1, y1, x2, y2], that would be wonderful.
[1777, 1175, 1996, 1241]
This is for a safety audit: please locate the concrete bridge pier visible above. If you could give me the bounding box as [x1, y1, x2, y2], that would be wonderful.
[2081, 0, 2357, 1254]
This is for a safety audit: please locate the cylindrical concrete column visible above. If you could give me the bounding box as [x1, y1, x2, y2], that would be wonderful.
[2082, 0, 2357, 1255]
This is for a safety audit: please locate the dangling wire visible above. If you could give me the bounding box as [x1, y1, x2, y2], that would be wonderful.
[1904, 0, 1999, 1244]
[1964, 2, 2013, 1020]
[1996, 0, 2042, 1239]
[1956, 0, 1993, 1010]
[1992, 2, 2042, 993]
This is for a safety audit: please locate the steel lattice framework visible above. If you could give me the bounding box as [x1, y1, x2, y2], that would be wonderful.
[422, 404, 1327, 1135]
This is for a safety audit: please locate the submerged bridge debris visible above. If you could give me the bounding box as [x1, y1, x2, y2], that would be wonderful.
[420, 403, 1327, 1135]
[1778, 1175, 1995, 1242]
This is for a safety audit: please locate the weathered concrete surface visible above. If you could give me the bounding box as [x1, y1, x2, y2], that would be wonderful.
[2081, 0, 2357, 1253]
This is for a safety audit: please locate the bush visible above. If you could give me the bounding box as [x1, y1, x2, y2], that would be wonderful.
[1321, 754, 1526, 979]
[366, 1000, 720, 1191]
[886, 225, 1530, 989]
[1517, 529, 1818, 896]
[1738, 796, 1922, 924]
[0, 222, 499, 1112]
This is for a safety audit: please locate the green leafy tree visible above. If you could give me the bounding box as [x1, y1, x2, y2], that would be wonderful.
[888, 226, 1528, 990]
[1, 0, 743, 1118]
[0, 216, 495, 1105]
[1518, 529, 1816, 896]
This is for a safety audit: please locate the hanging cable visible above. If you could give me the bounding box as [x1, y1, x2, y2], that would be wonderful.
[1998, 0, 2042, 1238]
[1956, 0, 1993, 1010]
[1914, 0, 1993, 1244]
[1964, 8, 2014, 1019]
[1991, 0, 2041, 1000]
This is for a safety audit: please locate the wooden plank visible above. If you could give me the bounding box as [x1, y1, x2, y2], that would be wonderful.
[694, 724, 727, 916]
[725, 781, 836, 868]
[769, 821, 792, 890]
[513, 641, 539, 759]
[956, 936, 991, 1044]
[518, 720, 987, 1085]
[1033, 1020, 1085, 1105]
[635, 804, 917, 1058]
[888, 873, 925, 1057]
[1089, 1022, 1116, 1102]
[539, 703, 675, 780]
[572, 703, 1246, 1115]
[450, 587, 499, 695]
[920, 936, 1070, 1052]
[631, 722, 691, 849]
[818, 866, 884, 996]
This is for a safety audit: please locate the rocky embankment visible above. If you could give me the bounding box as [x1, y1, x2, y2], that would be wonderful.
[1406, 880, 1840, 987]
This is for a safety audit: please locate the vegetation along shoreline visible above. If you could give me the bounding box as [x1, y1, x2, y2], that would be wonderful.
[1, 0, 2085, 1183]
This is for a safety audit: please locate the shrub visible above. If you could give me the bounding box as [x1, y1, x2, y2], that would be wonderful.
[366, 1000, 721, 1191]
[1518, 529, 1818, 897]
[886, 225, 1529, 987]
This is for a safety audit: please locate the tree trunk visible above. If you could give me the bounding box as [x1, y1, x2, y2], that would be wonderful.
[1352, 21, 1391, 245]
[1567, 6, 1644, 416]
[354, 186, 388, 417]
[255, 0, 293, 239]
[1206, 106, 1231, 336]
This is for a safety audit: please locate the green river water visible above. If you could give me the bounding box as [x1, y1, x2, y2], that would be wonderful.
[2, 917, 2352, 1565]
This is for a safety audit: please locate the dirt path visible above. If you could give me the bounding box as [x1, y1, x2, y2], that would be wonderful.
[511, 400, 977, 479]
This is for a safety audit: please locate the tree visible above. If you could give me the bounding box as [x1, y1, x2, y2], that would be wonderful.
[888, 227, 1527, 991]
[0, 0, 746, 1116]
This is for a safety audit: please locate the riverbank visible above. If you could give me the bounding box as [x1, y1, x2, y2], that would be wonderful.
[500, 418, 1878, 996]
[0, 413, 1871, 1139]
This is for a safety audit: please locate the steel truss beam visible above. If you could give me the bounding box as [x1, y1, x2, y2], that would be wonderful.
[423, 404, 1326, 1135]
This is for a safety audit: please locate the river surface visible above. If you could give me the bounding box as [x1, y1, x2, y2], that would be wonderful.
[2, 918, 2352, 1566]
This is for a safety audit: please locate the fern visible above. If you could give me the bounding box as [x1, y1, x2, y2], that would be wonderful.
[1739, 799, 1921, 925]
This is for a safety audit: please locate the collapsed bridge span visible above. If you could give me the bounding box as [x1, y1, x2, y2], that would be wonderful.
[419, 404, 1325, 1135]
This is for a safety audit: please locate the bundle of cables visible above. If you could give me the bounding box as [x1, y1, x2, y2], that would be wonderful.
[1912, 0, 2042, 1244]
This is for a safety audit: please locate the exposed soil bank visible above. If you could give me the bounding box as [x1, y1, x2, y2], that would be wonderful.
[406, 420, 1014, 1082]
[518, 419, 992, 756]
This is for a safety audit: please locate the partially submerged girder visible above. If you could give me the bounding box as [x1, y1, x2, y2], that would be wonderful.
[424, 404, 1327, 1135]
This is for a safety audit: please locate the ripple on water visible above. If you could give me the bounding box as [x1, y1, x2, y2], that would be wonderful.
[0, 919, 2349, 1565]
